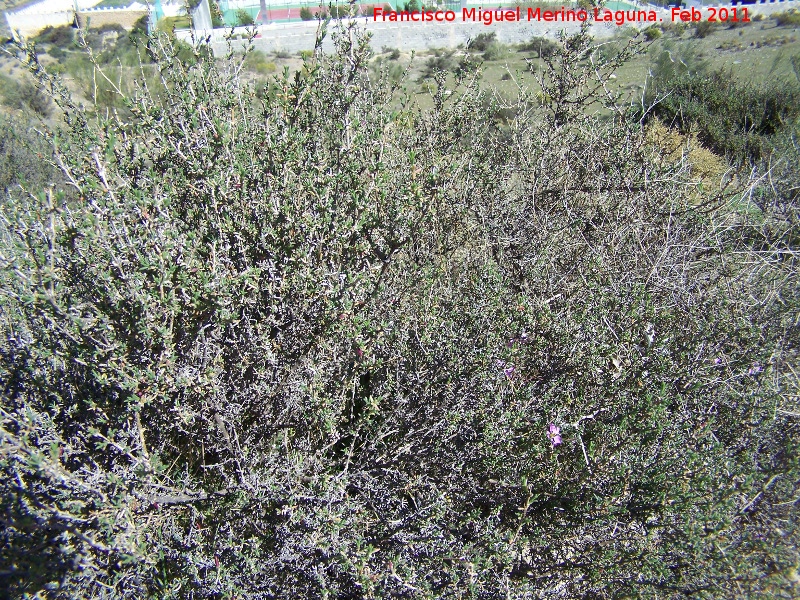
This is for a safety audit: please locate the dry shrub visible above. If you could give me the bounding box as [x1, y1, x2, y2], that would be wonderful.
[647, 119, 729, 187]
[0, 23, 797, 599]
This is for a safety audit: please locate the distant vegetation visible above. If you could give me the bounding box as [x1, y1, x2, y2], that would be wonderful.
[0, 114, 58, 191]
[645, 67, 800, 162]
[235, 7, 255, 26]
[774, 8, 800, 27]
[243, 49, 277, 74]
[519, 35, 559, 58]
[33, 24, 74, 46]
[0, 73, 52, 116]
[157, 14, 192, 31]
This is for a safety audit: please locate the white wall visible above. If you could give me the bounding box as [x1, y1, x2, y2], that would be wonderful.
[179, 0, 800, 55]
[5, 0, 104, 38]
[6, 10, 74, 38]
[10, 0, 103, 15]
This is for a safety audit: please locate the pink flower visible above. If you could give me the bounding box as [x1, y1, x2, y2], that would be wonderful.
[748, 363, 763, 376]
[548, 423, 562, 447]
[496, 359, 515, 378]
[506, 333, 530, 348]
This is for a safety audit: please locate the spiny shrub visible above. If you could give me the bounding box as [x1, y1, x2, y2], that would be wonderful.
[0, 22, 798, 599]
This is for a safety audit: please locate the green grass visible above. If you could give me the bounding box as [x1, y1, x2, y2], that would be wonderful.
[157, 15, 192, 32]
[388, 20, 800, 110]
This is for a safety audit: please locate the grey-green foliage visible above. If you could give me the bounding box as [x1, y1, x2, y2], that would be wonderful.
[0, 72, 53, 117]
[0, 21, 798, 599]
[0, 114, 58, 194]
[647, 37, 708, 82]
[370, 55, 405, 84]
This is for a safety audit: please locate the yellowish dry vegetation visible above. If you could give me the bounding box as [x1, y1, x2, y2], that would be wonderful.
[647, 119, 730, 190]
